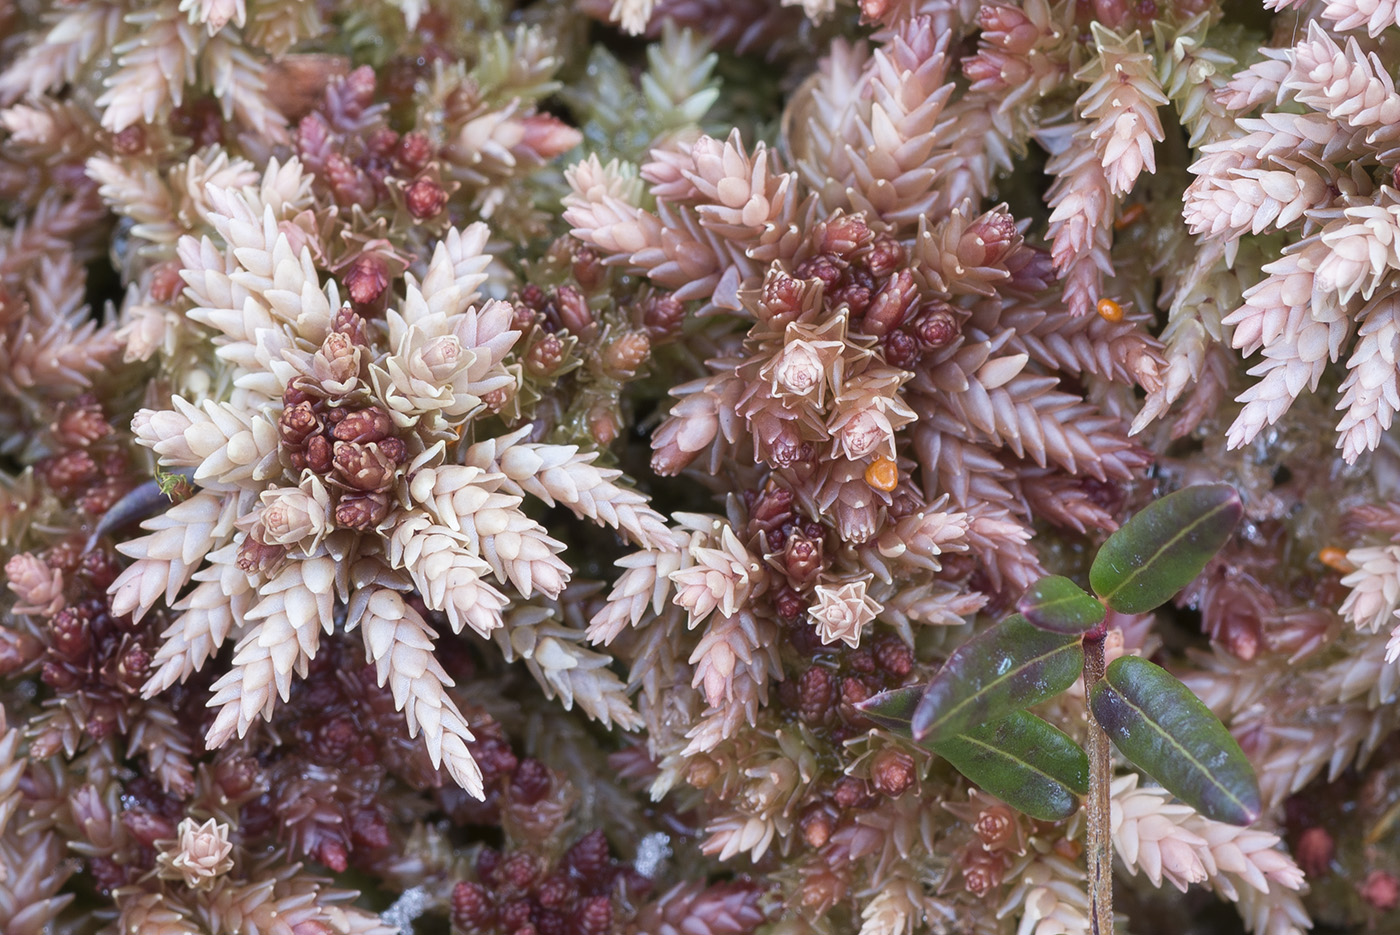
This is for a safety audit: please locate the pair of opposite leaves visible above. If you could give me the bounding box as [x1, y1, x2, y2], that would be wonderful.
[860, 484, 1261, 827]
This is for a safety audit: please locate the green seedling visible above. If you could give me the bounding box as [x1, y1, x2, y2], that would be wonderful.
[859, 483, 1255, 935]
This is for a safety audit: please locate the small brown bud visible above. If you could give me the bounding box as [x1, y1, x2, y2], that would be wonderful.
[973, 804, 1020, 851]
[587, 404, 618, 446]
[237, 537, 285, 574]
[405, 177, 448, 219]
[914, 306, 959, 348]
[797, 666, 836, 723]
[525, 333, 565, 377]
[962, 848, 1007, 896]
[1295, 827, 1333, 879]
[306, 435, 333, 473]
[865, 235, 906, 277]
[870, 748, 915, 797]
[344, 255, 390, 311]
[396, 131, 433, 174]
[883, 328, 920, 369]
[554, 285, 593, 334]
[112, 124, 146, 155]
[279, 402, 322, 447]
[603, 332, 650, 377]
[783, 534, 824, 588]
[800, 803, 836, 847]
[334, 491, 390, 530]
[452, 881, 497, 931]
[331, 407, 392, 444]
[366, 126, 399, 157]
[50, 607, 89, 659]
[832, 776, 870, 809]
[863, 269, 918, 337]
[686, 756, 720, 788]
[840, 675, 871, 707]
[572, 247, 604, 292]
[819, 215, 872, 257]
[332, 441, 398, 491]
[55, 395, 111, 447]
[794, 254, 844, 289]
[149, 263, 186, 304]
[642, 294, 685, 338]
[872, 637, 913, 678]
[325, 153, 374, 207]
[1362, 870, 1400, 911]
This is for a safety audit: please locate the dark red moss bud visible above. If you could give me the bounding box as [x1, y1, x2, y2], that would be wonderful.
[334, 492, 390, 530]
[344, 255, 390, 312]
[452, 881, 497, 931]
[326, 153, 374, 207]
[914, 306, 959, 348]
[332, 407, 392, 444]
[794, 255, 843, 290]
[501, 852, 538, 890]
[526, 334, 566, 378]
[476, 847, 502, 885]
[42, 449, 99, 496]
[870, 748, 916, 797]
[555, 285, 594, 334]
[773, 586, 805, 621]
[563, 829, 611, 882]
[819, 215, 872, 257]
[797, 666, 836, 724]
[572, 895, 613, 935]
[783, 534, 824, 588]
[840, 676, 871, 707]
[642, 294, 686, 339]
[112, 125, 146, 155]
[572, 247, 604, 293]
[279, 402, 321, 446]
[396, 131, 434, 174]
[537, 874, 579, 909]
[873, 637, 913, 678]
[50, 606, 89, 659]
[405, 177, 448, 219]
[511, 758, 551, 805]
[866, 235, 906, 277]
[306, 435, 333, 473]
[882, 329, 920, 369]
[800, 802, 836, 847]
[832, 775, 870, 809]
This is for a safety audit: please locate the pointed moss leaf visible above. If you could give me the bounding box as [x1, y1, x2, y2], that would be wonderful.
[930, 711, 1089, 821]
[910, 615, 1084, 742]
[1089, 484, 1242, 614]
[1090, 656, 1261, 826]
[1017, 575, 1106, 634]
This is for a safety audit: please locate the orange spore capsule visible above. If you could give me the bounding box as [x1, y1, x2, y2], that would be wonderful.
[1318, 547, 1354, 573]
[1097, 297, 1124, 322]
[1115, 203, 1147, 229]
[865, 457, 898, 492]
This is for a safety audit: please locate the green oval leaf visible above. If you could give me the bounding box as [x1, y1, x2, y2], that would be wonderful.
[857, 689, 1089, 822]
[1089, 484, 1242, 614]
[1089, 656, 1261, 826]
[1017, 576, 1106, 634]
[909, 615, 1084, 742]
[930, 711, 1089, 821]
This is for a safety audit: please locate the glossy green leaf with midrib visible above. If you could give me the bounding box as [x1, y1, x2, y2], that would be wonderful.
[1017, 575, 1106, 634]
[909, 615, 1084, 742]
[1089, 656, 1261, 826]
[1089, 484, 1242, 614]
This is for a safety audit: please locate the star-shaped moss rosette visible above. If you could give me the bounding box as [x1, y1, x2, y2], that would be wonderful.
[108, 163, 672, 798]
